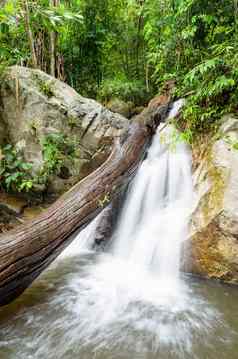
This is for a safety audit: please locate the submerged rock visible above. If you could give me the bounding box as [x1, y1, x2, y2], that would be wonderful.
[0, 192, 27, 216]
[93, 195, 125, 250]
[185, 116, 238, 283]
[0, 66, 129, 195]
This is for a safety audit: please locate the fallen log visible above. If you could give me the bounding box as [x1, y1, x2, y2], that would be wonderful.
[0, 103, 170, 306]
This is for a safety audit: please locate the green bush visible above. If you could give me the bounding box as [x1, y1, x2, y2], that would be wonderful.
[0, 144, 34, 192]
[39, 133, 76, 183]
[177, 54, 238, 138]
[98, 78, 149, 105]
[0, 134, 77, 193]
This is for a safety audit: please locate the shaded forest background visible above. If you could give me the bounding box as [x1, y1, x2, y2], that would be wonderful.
[1, 0, 238, 138]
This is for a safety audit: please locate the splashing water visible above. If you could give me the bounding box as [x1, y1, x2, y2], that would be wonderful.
[1, 100, 234, 359]
[56, 100, 226, 357]
[58, 214, 102, 259]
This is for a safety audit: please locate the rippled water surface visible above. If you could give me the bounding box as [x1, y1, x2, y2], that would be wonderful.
[0, 252, 238, 359]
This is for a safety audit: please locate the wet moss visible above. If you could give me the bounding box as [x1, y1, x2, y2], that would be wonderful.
[190, 139, 235, 282]
[191, 222, 233, 281]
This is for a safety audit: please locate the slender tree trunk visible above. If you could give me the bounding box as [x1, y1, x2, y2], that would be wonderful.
[49, 0, 60, 77]
[145, 63, 150, 93]
[235, 0, 238, 34]
[23, 0, 37, 69]
[49, 31, 56, 76]
[135, 0, 145, 78]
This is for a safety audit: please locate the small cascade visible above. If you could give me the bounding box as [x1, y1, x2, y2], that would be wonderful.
[58, 214, 103, 259]
[113, 100, 193, 286]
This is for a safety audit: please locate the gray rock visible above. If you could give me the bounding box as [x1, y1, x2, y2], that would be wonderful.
[105, 98, 135, 118]
[184, 116, 238, 283]
[0, 66, 129, 195]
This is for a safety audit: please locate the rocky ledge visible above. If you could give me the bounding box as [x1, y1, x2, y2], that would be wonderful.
[184, 116, 238, 283]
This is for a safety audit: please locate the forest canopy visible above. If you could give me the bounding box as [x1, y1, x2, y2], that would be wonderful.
[0, 0, 238, 139]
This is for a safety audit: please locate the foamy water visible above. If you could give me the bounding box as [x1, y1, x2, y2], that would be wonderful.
[0, 100, 234, 359]
[48, 101, 227, 356]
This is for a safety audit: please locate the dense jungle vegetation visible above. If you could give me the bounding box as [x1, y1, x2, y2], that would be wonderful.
[0, 0, 238, 140]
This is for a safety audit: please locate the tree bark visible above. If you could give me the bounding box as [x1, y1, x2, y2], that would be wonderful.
[49, 30, 56, 77]
[0, 104, 169, 306]
[49, 0, 60, 77]
[23, 0, 38, 69]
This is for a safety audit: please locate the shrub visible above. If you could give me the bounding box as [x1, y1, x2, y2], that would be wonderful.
[0, 144, 34, 192]
[39, 133, 76, 183]
[98, 77, 150, 105]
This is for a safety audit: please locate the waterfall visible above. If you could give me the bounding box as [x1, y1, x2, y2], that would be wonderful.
[0, 101, 231, 359]
[55, 100, 220, 356]
[0, 107, 233, 359]
[113, 101, 193, 285]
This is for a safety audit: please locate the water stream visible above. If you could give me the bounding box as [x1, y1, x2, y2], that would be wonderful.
[0, 102, 238, 358]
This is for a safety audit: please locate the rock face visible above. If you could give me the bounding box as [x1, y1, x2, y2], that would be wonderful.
[185, 116, 238, 283]
[0, 66, 129, 195]
[105, 99, 145, 119]
[106, 98, 134, 118]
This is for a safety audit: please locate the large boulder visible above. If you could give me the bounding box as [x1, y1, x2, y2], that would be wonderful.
[0, 66, 129, 195]
[184, 116, 238, 283]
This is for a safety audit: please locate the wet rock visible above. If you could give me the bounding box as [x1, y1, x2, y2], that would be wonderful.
[93, 196, 125, 250]
[106, 98, 135, 118]
[131, 106, 145, 117]
[185, 116, 238, 283]
[0, 192, 27, 216]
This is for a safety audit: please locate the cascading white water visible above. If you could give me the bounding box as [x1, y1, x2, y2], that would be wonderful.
[58, 214, 102, 259]
[57, 101, 218, 351]
[42, 100, 223, 357]
[113, 100, 193, 287]
[0, 101, 234, 359]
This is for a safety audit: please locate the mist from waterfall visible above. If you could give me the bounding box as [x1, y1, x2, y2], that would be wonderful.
[0, 102, 235, 359]
[54, 100, 223, 357]
[41, 100, 228, 358]
[113, 104, 193, 287]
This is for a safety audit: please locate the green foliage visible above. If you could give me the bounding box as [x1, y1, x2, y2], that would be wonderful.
[0, 1, 27, 66]
[35, 2, 83, 29]
[98, 77, 148, 105]
[0, 133, 78, 194]
[32, 72, 55, 97]
[40, 133, 76, 182]
[144, 0, 238, 138]
[1, 0, 238, 140]
[180, 53, 237, 134]
[224, 135, 238, 151]
[36, 77, 54, 97]
[0, 0, 83, 71]
[98, 193, 110, 208]
[0, 144, 34, 192]
[59, 0, 149, 99]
